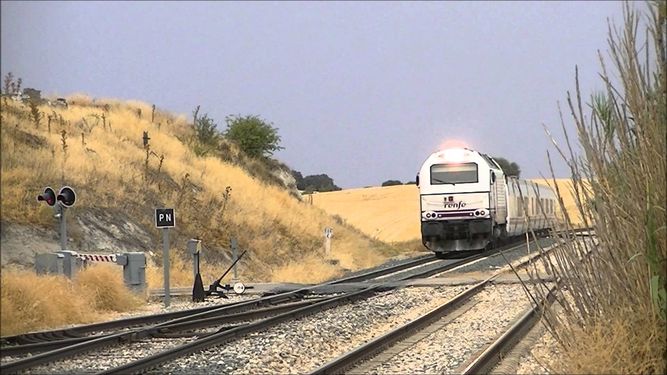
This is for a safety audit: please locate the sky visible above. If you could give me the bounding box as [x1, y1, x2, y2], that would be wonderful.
[1, 1, 628, 189]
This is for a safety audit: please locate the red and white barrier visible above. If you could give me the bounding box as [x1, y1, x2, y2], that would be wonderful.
[76, 253, 117, 263]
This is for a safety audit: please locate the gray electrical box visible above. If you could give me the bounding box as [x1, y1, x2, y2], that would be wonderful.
[56, 250, 85, 278]
[35, 253, 65, 275]
[116, 252, 146, 293]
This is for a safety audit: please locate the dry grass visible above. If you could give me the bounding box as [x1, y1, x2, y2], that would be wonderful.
[527, 2, 666, 373]
[0, 92, 401, 286]
[531, 178, 590, 227]
[270, 253, 340, 283]
[311, 185, 423, 243]
[311, 181, 587, 243]
[1, 90, 405, 335]
[0, 264, 141, 336]
[558, 312, 666, 374]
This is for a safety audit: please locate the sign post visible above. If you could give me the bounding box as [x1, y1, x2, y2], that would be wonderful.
[58, 204, 67, 250]
[155, 208, 175, 307]
[324, 227, 333, 255]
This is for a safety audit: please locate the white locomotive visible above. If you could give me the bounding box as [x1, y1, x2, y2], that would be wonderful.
[417, 148, 557, 257]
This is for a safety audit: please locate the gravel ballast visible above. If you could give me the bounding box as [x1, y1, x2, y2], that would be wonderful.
[367, 284, 533, 374]
[149, 286, 470, 374]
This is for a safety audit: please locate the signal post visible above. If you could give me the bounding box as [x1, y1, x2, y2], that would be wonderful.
[155, 208, 175, 307]
[37, 186, 77, 251]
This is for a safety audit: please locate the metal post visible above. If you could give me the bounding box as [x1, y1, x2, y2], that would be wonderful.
[162, 228, 170, 307]
[325, 237, 331, 255]
[193, 252, 200, 277]
[231, 238, 238, 282]
[59, 204, 67, 250]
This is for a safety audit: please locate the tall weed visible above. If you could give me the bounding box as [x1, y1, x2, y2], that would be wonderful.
[532, 2, 666, 372]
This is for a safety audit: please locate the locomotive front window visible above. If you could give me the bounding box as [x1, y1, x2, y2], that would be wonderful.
[430, 163, 478, 184]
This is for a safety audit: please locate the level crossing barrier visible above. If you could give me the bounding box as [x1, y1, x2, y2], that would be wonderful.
[35, 250, 146, 293]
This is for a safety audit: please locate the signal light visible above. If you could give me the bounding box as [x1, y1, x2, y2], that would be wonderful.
[57, 186, 76, 208]
[37, 187, 57, 206]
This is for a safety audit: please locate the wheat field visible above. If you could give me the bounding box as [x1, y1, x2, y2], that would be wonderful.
[311, 178, 585, 244]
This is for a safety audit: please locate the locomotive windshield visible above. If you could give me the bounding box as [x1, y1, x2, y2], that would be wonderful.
[430, 163, 478, 184]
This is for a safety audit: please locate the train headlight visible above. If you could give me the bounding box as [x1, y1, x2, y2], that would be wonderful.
[424, 211, 437, 220]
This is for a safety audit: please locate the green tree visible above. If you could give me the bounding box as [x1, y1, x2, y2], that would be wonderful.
[381, 180, 403, 187]
[297, 173, 341, 192]
[491, 156, 521, 177]
[193, 113, 220, 156]
[224, 115, 283, 158]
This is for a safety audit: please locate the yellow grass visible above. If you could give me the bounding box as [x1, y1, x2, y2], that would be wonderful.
[1, 96, 401, 287]
[555, 312, 666, 374]
[531, 178, 590, 227]
[312, 185, 421, 243]
[311, 180, 586, 243]
[0, 264, 141, 336]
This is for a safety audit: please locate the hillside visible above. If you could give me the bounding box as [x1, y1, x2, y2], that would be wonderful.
[0, 95, 401, 285]
[311, 178, 586, 243]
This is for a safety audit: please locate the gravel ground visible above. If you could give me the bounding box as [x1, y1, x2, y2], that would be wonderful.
[0, 295, 258, 367]
[116, 294, 260, 319]
[24, 337, 197, 374]
[515, 322, 561, 374]
[145, 285, 470, 374]
[447, 237, 556, 275]
[366, 284, 533, 374]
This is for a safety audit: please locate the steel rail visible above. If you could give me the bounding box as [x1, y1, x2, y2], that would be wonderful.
[98, 254, 491, 375]
[0, 298, 325, 357]
[309, 276, 497, 375]
[309, 241, 561, 374]
[0, 301, 248, 346]
[1, 238, 544, 373]
[460, 284, 558, 374]
[1, 253, 435, 348]
[0, 254, 453, 373]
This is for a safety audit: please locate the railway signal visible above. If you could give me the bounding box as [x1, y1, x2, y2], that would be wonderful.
[57, 186, 76, 207]
[37, 187, 57, 206]
[37, 185, 77, 251]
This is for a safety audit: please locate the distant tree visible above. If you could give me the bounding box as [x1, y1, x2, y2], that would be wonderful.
[381, 180, 403, 187]
[291, 170, 305, 190]
[3, 72, 14, 95]
[491, 156, 521, 177]
[405, 181, 417, 185]
[291, 171, 341, 192]
[192, 113, 221, 156]
[224, 115, 284, 158]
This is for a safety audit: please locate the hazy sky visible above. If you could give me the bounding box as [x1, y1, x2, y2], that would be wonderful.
[1, 1, 626, 188]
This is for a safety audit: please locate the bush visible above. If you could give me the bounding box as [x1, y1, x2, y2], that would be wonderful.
[381, 180, 402, 187]
[0, 265, 142, 336]
[224, 114, 283, 158]
[292, 171, 341, 192]
[192, 113, 221, 156]
[491, 156, 521, 177]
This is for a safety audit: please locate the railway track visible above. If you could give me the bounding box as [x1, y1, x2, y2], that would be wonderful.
[0, 236, 553, 374]
[0, 252, 438, 351]
[310, 242, 560, 374]
[0, 247, 483, 373]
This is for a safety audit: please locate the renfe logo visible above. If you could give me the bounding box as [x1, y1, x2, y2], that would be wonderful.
[443, 198, 467, 210]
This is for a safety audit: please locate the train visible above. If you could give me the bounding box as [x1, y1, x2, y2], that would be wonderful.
[416, 147, 557, 257]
